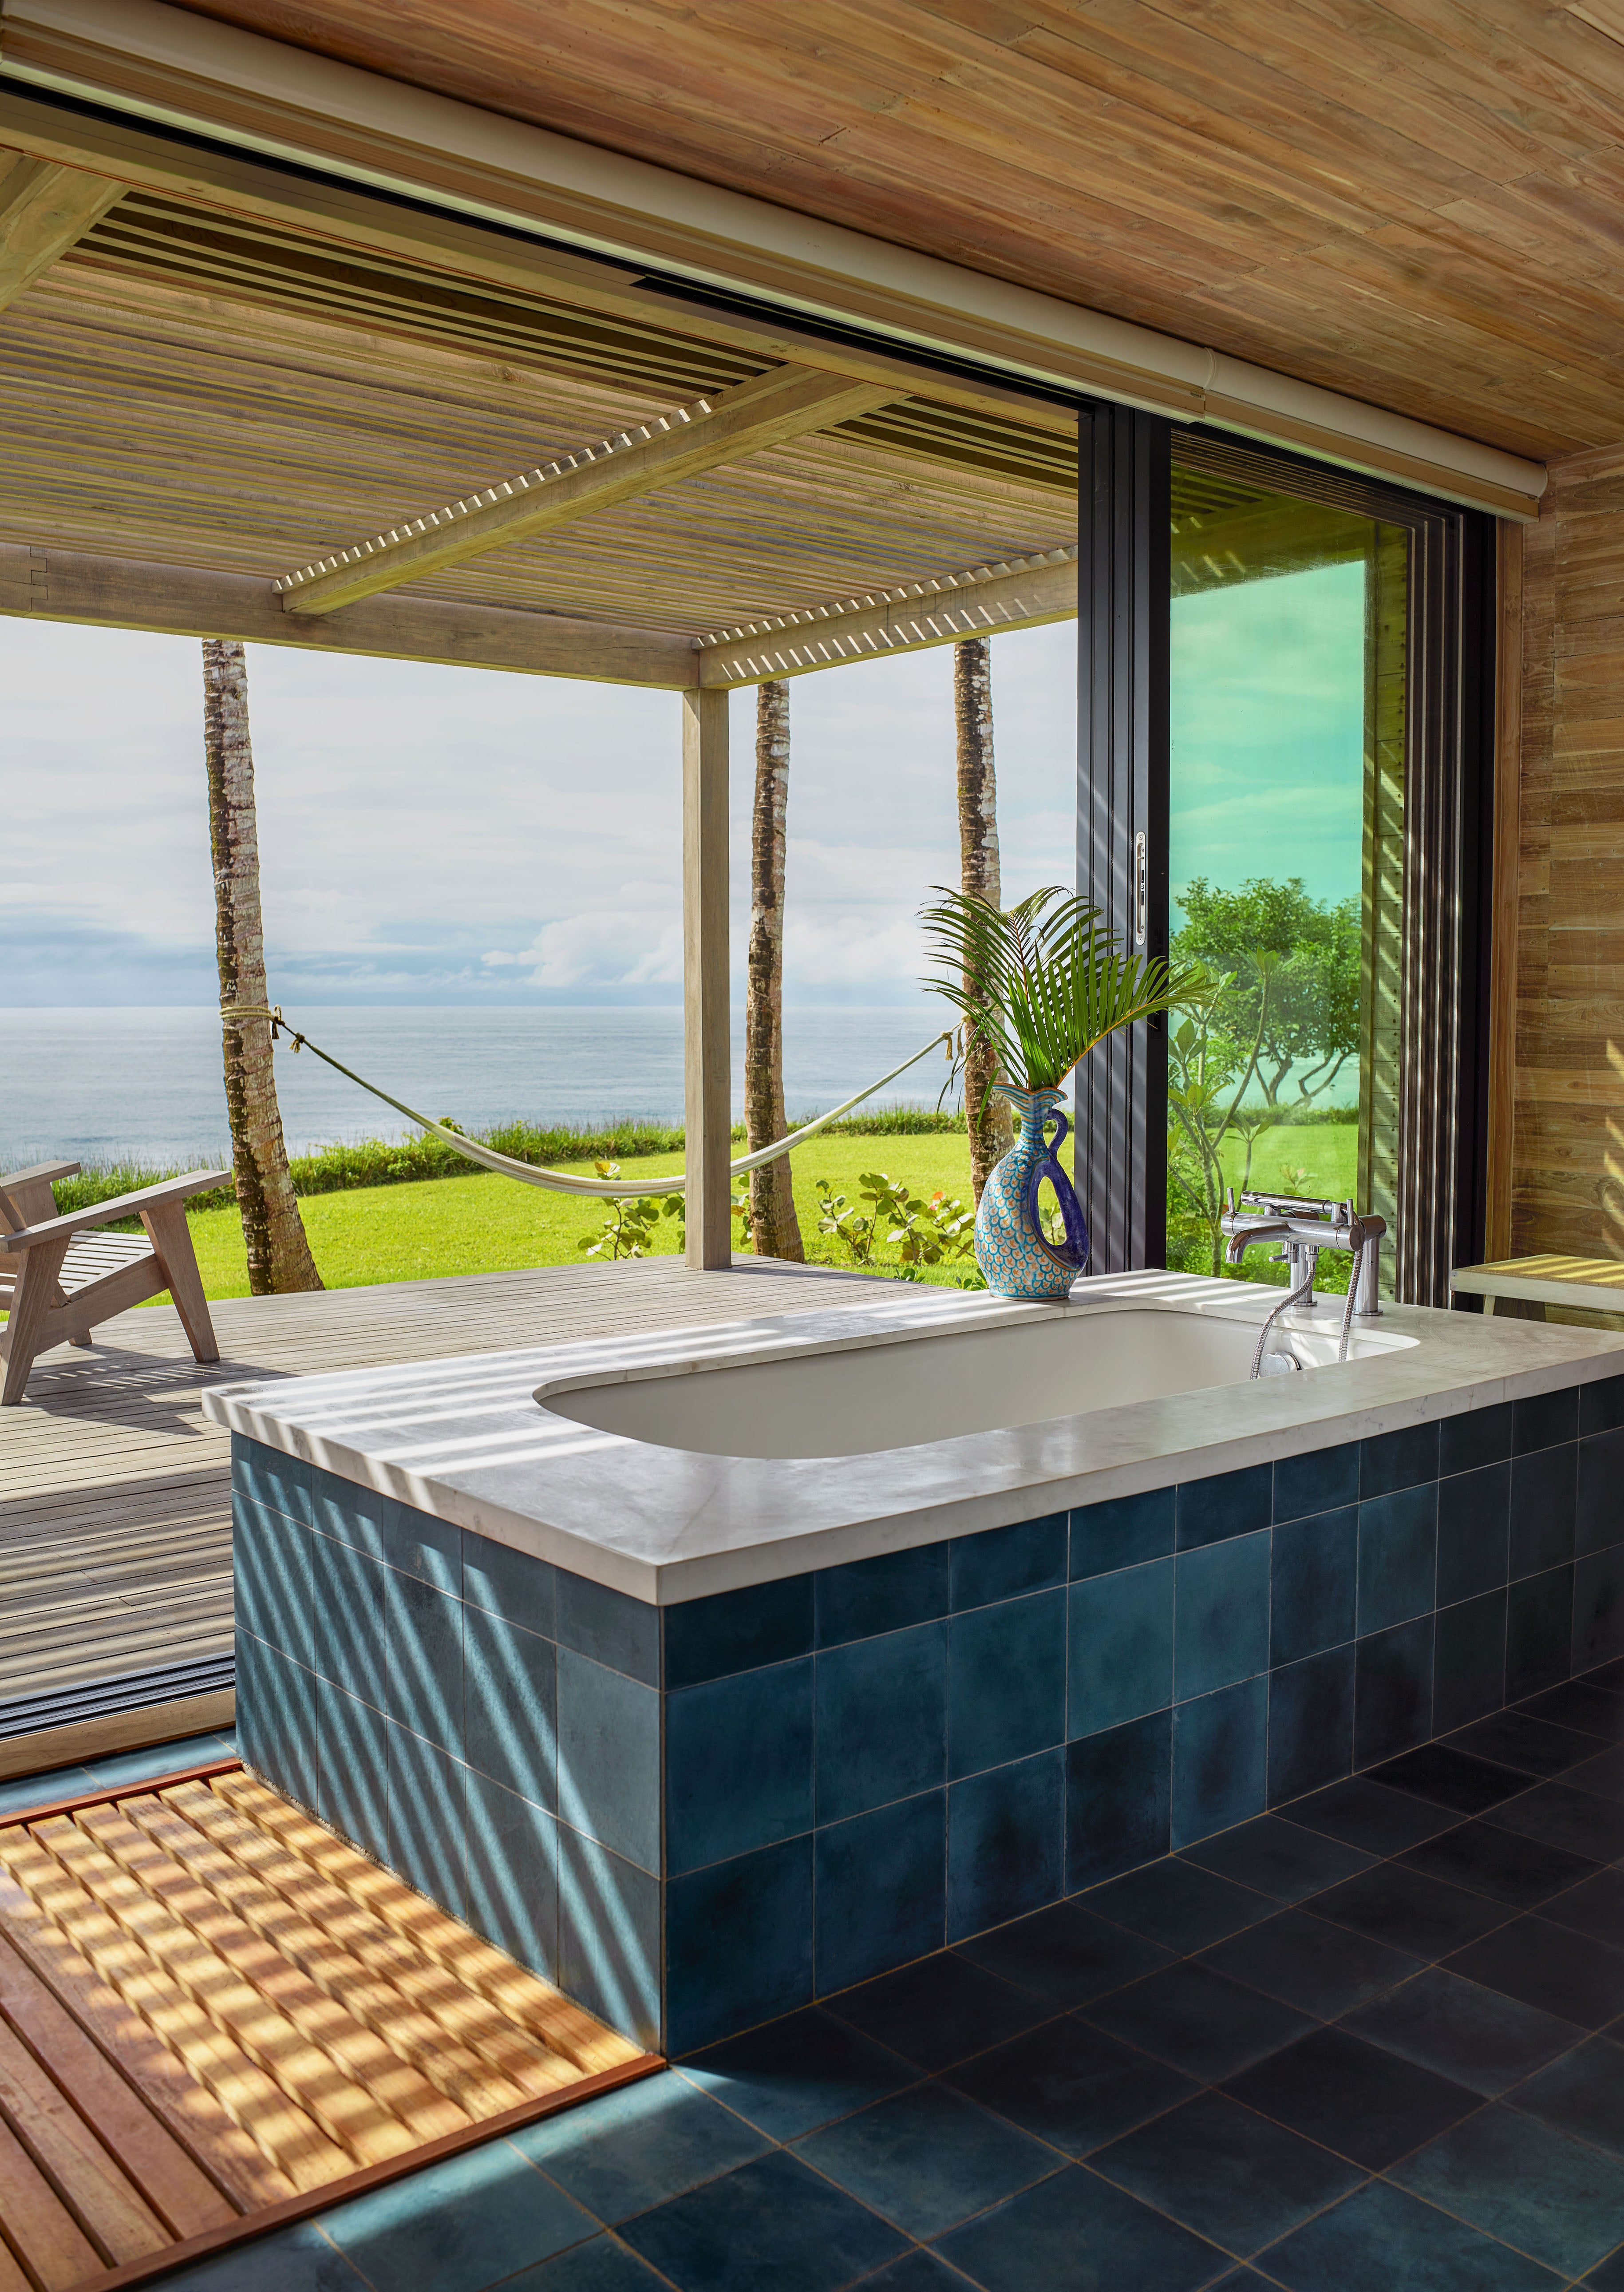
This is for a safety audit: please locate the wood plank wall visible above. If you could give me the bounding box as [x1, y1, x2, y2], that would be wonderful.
[1507, 446, 1624, 1260]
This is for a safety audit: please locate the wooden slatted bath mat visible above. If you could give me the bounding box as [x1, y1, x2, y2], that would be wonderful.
[0, 1761, 658, 2290]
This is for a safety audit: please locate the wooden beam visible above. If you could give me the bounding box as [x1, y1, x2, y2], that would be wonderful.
[682, 689, 731, 1271]
[277, 365, 897, 617]
[0, 545, 696, 686]
[0, 150, 122, 307]
[695, 549, 1077, 685]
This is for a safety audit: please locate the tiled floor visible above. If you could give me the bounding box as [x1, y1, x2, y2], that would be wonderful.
[32, 1666, 1624, 2291]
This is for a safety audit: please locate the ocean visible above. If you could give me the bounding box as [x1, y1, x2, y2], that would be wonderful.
[0, 1006, 960, 1168]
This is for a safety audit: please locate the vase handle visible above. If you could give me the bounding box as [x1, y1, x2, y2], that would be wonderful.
[1026, 1106, 1091, 1274]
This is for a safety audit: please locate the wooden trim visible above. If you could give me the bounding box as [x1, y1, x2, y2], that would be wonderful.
[0, 146, 121, 305]
[0, 1756, 241, 1827]
[0, 1696, 236, 1785]
[683, 689, 731, 1271]
[1486, 519, 1524, 1262]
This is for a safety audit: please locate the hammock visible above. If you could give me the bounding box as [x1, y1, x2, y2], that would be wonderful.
[222, 1005, 956, 1200]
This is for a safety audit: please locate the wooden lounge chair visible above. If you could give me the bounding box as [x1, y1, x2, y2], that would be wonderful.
[0, 1159, 231, 1405]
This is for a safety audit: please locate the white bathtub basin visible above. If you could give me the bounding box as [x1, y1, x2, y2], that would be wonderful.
[542, 1299, 1419, 1461]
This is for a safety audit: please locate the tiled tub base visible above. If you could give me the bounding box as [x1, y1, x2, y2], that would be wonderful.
[233, 1374, 1624, 2057]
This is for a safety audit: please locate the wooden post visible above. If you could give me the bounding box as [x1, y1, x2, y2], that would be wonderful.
[683, 689, 732, 1269]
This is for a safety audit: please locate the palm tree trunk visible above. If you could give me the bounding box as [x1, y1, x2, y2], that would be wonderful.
[745, 679, 804, 1260]
[955, 638, 1012, 1202]
[202, 640, 324, 1296]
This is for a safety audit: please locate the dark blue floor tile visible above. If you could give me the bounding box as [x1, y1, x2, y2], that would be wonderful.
[0, 1766, 93, 1814]
[1085, 1959, 1312, 2082]
[511, 2073, 769, 2222]
[1308, 1861, 1508, 1960]
[1220, 2026, 1479, 2169]
[1083, 1858, 1275, 1952]
[1398, 1817, 1601, 1909]
[1516, 1679, 1624, 1742]
[1586, 2249, 1624, 2287]
[1486, 1778, 1624, 1861]
[1339, 1967, 1581, 2096]
[816, 1792, 945, 1995]
[1200, 1906, 1421, 2019]
[677, 2008, 916, 2142]
[1283, 1776, 1459, 1856]
[793, 2082, 1057, 2240]
[850, 2253, 975, 2291]
[1177, 1814, 1375, 1903]
[954, 1896, 1172, 2009]
[1568, 1746, 1624, 1803]
[825, 1952, 1050, 2073]
[1514, 2033, 1624, 2158]
[1258, 2176, 1561, 2291]
[946, 2015, 1195, 2156]
[1543, 1865, 1624, 1948]
[1393, 2100, 1624, 2278]
[497, 2237, 670, 2291]
[1447, 1709, 1602, 1780]
[1368, 1742, 1528, 1816]
[317, 2134, 598, 2292]
[156, 2218, 368, 2291]
[618, 2151, 906, 2292]
[1091, 2089, 1363, 2257]
[1446, 1913, 1624, 2028]
[934, 2164, 1224, 2292]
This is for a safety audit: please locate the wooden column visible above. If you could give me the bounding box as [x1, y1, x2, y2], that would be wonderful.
[683, 689, 732, 1269]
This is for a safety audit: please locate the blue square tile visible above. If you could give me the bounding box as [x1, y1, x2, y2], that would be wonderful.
[387, 1722, 468, 1918]
[1258, 2176, 1560, 2292]
[465, 1766, 558, 1980]
[677, 2007, 914, 2138]
[665, 1838, 814, 2056]
[827, 1952, 1050, 2073]
[1174, 1531, 1270, 1701]
[236, 1627, 316, 1810]
[1391, 2098, 1624, 2278]
[1092, 2088, 1362, 2259]
[815, 1621, 946, 1825]
[496, 2238, 670, 2291]
[1357, 1483, 1438, 1635]
[1360, 1421, 1440, 1498]
[1175, 1464, 1270, 1552]
[513, 2072, 768, 2222]
[1582, 1373, 1624, 1437]
[1065, 1710, 1171, 1892]
[1515, 1386, 1580, 1456]
[1354, 1615, 1434, 1767]
[157, 2215, 367, 2291]
[1577, 1426, 1624, 1556]
[233, 1434, 310, 1524]
[310, 1528, 386, 1707]
[1067, 1559, 1173, 1738]
[378, 1494, 460, 1591]
[1172, 1676, 1267, 1848]
[664, 1576, 813, 1688]
[1440, 1399, 1513, 1477]
[1085, 1958, 1312, 2084]
[948, 1749, 1064, 1940]
[557, 1647, 660, 1874]
[667, 1659, 813, 1874]
[951, 1512, 1067, 1608]
[947, 2015, 1195, 2156]
[1268, 1644, 1354, 1805]
[1432, 1588, 1507, 1734]
[793, 2082, 1056, 2240]
[234, 1495, 312, 1667]
[848, 2253, 974, 2291]
[462, 1530, 556, 1639]
[955, 1896, 1173, 2008]
[936, 2163, 1221, 2292]
[557, 1823, 661, 2050]
[618, 2151, 905, 2292]
[464, 1605, 557, 1813]
[1271, 1508, 1357, 1667]
[317, 2126, 597, 2292]
[556, 1570, 659, 1685]
[309, 1464, 383, 1556]
[383, 1562, 463, 1756]
[813, 1545, 948, 1647]
[1070, 1488, 1175, 1579]
[814, 1790, 944, 1994]
[1506, 1565, 1576, 1703]
[316, 1674, 390, 1860]
[948, 1591, 1065, 1779]
[1273, 1442, 1359, 1526]
[1510, 1444, 1577, 1579]
[1083, 1859, 1275, 1952]
[1437, 1462, 1510, 1605]
[1339, 1965, 1578, 2096]
[1575, 1544, 1624, 1672]
[1178, 1813, 1375, 1903]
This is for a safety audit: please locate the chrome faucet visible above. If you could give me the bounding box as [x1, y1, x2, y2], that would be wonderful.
[1219, 1190, 1389, 1376]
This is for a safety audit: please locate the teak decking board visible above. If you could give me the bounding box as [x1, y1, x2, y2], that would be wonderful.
[0, 1761, 656, 2292]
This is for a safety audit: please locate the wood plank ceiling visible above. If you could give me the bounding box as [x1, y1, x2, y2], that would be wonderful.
[175, 0, 1624, 464]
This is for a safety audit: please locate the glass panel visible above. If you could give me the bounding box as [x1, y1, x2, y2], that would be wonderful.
[1165, 464, 1408, 1290]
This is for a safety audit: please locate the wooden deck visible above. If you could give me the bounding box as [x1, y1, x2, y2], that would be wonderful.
[0, 1257, 871, 1735]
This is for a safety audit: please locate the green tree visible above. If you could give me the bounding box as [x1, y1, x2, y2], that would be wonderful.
[1174, 876, 1358, 1106]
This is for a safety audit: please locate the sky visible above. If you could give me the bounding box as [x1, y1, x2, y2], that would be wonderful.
[2, 616, 1078, 1009]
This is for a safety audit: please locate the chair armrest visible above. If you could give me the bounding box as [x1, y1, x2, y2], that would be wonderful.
[0, 1170, 232, 1251]
[1, 1159, 82, 1192]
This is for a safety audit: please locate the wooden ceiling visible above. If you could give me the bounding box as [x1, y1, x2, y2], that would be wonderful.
[174, 0, 1624, 463]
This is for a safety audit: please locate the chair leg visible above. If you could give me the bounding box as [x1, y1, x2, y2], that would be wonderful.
[0, 1241, 71, 1404]
[141, 1202, 220, 1364]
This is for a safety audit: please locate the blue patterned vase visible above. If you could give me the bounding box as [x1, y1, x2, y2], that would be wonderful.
[974, 1085, 1091, 1300]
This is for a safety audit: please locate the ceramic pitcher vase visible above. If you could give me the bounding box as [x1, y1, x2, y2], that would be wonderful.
[974, 1085, 1091, 1299]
